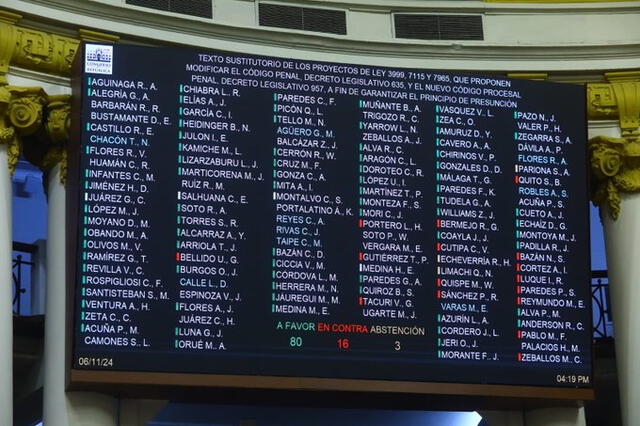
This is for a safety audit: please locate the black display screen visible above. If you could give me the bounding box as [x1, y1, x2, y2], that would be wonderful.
[71, 43, 592, 390]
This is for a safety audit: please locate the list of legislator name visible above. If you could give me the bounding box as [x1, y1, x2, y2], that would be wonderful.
[72, 43, 591, 388]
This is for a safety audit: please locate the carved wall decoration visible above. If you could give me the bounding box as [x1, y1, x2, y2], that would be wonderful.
[0, 85, 18, 175]
[589, 136, 640, 219]
[587, 72, 640, 219]
[8, 87, 47, 134]
[588, 72, 640, 138]
[0, 11, 79, 85]
[43, 95, 71, 184]
[0, 11, 118, 182]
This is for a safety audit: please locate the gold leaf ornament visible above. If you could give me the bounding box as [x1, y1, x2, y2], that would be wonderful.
[588, 136, 640, 220]
[0, 86, 11, 142]
[6, 134, 19, 176]
[595, 147, 621, 178]
[0, 86, 19, 175]
[8, 96, 43, 134]
[45, 95, 71, 144]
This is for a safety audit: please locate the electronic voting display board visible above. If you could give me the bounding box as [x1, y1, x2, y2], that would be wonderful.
[69, 43, 592, 397]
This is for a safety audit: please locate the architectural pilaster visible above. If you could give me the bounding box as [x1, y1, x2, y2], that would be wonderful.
[23, 89, 69, 425]
[0, 82, 46, 426]
[587, 72, 640, 426]
[44, 95, 70, 184]
[0, 77, 14, 426]
[21, 94, 70, 187]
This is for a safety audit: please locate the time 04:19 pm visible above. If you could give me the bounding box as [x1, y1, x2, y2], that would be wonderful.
[555, 374, 590, 385]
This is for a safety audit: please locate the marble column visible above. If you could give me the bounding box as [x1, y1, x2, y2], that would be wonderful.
[0, 85, 14, 426]
[588, 73, 640, 426]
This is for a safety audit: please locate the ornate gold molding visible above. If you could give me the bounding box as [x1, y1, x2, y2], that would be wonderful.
[0, 11, 121, 84]
[8, 87, 48, 135]
[0, 12, 117, 181]
[0, 85, 47, 175]
[0, 11, 79, 85]
[45, 94, 70, 145]
[21, 94, 71, 185]
[0, 11, 20, 85]
[43, 94, 70, 184]
[587, 71, 640, 138]
[0, 81, 70, 178]
[0, 85, 18, 174]
[589, 136, 640, 220]
[587, 72, 640, 219]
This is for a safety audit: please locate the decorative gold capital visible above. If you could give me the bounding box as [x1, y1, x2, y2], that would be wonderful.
[588, 135, 640, 219]
[19, 93, 70, 185]
[587, 71, 640, 139]
[8, 86, 48, 135]
[46, 94, 71, 144]
[0, 86, 46, 174]
[0, 86, 14, 142]
[43, 94, 70, 184]
[0, 12, 119, 182]
[0, 83, 69, 180]
[0, 85, 18, 175]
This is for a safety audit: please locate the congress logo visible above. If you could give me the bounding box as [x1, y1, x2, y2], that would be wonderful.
[85, 44, 113, 75]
